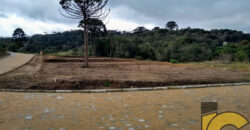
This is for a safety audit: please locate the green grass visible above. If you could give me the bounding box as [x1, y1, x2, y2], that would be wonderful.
[170, 59, 180, 64]
[145, 59, 152, 61]
[186, 61, 250, 71]
[51, 50, 74, 56]
[103, 81, 111, 87]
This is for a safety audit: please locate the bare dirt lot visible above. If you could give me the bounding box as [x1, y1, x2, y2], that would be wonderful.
[0, 55, 249, 90]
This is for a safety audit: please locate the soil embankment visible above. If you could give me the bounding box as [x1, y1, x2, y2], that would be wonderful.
[0, 55, 249, 90]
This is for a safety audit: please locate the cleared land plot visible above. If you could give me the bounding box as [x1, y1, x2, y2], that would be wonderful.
[0, 55, 249, 90]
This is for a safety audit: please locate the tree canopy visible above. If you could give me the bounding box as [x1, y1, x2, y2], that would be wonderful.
[1, 26, 250, 62]
[60, 0, 109, 67]
[133, 27, 148, 33]
[166, 21, 178, 31]
[12, 28, 27, 47]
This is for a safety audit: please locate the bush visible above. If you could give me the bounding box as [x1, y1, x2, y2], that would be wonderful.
[0, 47, 6, 56]
[134, 55, 144, 60]
[145, 59, 152, 61]
[170, 59, 179, 64]
[103, 81, 110, 87]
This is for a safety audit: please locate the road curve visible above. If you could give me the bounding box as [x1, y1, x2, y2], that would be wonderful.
[0, 52, 34, 75]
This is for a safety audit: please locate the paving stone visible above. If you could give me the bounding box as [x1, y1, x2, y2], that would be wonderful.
[189, 119, 198, 124]
[56, 96, 63, 100]
[108, 126, 116, 130]
[125, 124, 132, 127]
[169, 106, 174, 109]
[171, 123, 178, 127]
[162, 106, 167, 108]
[57, 115, 64, 119]
[0, 85, 249, 129]
[27, 126, 36, 130]
[123, 114, 129, 118]
[138, 119, 145, 122]
[158, 111, 163, 113]
[109, 117, 114, 120]
[41, 118, 46, 121]
[51, 115, 57, 119]
[158, 115, 163, 118]
[25, 115, 32, 120]
[44, 108, 50, 113]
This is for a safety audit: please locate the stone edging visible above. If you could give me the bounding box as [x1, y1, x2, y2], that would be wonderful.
[0, 82, 250, 93]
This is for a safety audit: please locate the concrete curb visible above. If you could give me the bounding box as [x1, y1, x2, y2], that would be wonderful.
[0, 82, 250, 93]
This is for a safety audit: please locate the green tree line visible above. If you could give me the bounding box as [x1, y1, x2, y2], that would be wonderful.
[1, 27, 250, 62]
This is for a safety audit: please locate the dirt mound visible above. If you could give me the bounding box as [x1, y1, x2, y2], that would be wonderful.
[44, 56, 135, 63]
[27, 79, 237, 90]
[0, 55, 249, 90]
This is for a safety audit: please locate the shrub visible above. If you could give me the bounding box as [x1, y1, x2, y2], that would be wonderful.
[170, 59, 179, 64]
[103, 81, 110, 87]
[134, 55, 143, 60]
[145, 59, 152, 61]
[0, 47, 6, 56]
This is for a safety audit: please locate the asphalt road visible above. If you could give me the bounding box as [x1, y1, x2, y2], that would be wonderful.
[0, 85, 249, 130]
[0, 52, 34, 75]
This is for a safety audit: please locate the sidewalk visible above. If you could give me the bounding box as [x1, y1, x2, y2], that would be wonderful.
[0, 52, 34, 75]
[0, 85, 249, 129]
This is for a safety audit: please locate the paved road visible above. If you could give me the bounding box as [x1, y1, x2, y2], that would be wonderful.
[0, 85, 249, 130]
[0, 52, 34, 75]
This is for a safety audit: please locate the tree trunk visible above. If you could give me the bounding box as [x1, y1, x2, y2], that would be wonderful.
[91, 34, 95, 57]
[84, 23, 88, 67]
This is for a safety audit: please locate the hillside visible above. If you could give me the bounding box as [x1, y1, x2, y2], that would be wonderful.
[1, 28, 250, 62]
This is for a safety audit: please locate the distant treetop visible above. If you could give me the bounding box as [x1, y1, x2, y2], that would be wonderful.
[12, 28, 26, 41]
[166, 21, 178, 31]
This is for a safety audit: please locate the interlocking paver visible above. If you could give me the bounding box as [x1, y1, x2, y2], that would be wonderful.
[0, 86, 249, 129]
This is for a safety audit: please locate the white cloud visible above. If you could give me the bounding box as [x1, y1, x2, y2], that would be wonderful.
[0, 13, 77, 37]
[106, 18, 139, 31]
[1, 0, 250, 36]
[105, 6, 156, 31]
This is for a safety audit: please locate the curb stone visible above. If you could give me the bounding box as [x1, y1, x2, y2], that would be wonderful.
[0, 82, 250, 93]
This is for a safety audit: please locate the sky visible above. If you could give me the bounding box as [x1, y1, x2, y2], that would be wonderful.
[0, 0, 250, 37]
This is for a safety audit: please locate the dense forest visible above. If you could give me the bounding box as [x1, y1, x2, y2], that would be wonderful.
[0, 27, 250, 62]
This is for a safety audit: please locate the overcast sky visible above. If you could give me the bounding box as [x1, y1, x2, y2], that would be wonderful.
[0, 0, 250, 37]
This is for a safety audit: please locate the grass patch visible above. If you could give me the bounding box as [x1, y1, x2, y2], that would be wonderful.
[134, 56, 143, 60]
[186, 61, 250, 71]
[170, 59, 180, 64]
[145, 59, 152, 61]
[51, 50, 74, 56]
[103, 81, 110, 87]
